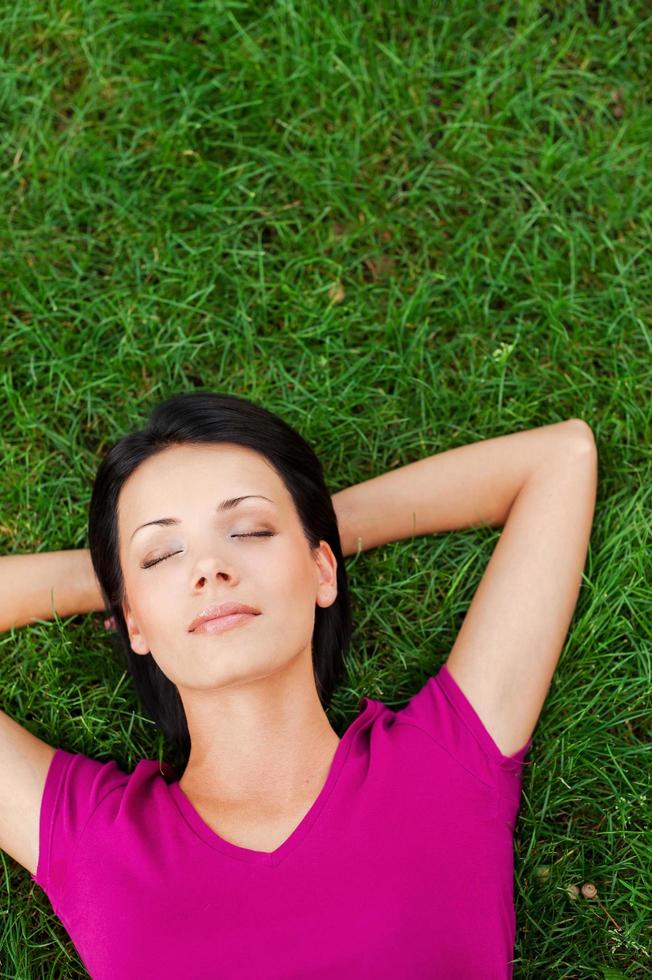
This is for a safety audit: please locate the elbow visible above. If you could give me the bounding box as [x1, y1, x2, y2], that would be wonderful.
[565, 419, 597, 456]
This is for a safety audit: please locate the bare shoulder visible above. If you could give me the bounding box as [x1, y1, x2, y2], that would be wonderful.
[0, 707, 57, 876]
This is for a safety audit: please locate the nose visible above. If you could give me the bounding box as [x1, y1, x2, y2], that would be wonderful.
[192, 553, 238, 589]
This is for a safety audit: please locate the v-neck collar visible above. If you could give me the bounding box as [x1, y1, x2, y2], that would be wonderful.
[166, 697, 377, 867]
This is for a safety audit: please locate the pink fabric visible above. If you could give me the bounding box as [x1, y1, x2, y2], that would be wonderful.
[32, 662, 532, 978]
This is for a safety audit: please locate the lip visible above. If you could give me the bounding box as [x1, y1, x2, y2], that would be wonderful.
[193, 612, 257, 636]
[188, 602, 261, 633]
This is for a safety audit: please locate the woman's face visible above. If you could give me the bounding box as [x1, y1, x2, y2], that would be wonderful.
[116, 442, 338, 697]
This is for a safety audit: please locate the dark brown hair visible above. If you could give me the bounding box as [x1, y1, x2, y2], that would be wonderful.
[87, 391, 352, 776]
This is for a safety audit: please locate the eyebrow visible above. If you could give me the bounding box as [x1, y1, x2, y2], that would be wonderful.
[129, 495, 275, 543]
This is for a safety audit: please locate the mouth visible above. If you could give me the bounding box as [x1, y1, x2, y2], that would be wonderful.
[188, 602, 261, 633]
[191, 612, 259, 636]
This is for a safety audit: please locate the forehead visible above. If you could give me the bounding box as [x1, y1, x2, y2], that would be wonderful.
[118, 443, 286, 528]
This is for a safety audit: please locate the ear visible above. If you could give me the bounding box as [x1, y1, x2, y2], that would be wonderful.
[314, 540, 338, 610]
[121, 597, 150, 655]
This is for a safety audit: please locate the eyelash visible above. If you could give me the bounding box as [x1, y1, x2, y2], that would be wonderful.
[141, 532, 275, 569]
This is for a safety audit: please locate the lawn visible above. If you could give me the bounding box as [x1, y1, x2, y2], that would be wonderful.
[0, 1, 650, 977]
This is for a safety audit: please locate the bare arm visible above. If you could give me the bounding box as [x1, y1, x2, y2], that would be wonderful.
[331, 418, 591, 555]
[332, 417, 597, 755]
[0, 549, 104, 633]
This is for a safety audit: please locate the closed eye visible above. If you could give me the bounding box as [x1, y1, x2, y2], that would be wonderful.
[141, 532, 275, 569]
[234, 532, 275, 539]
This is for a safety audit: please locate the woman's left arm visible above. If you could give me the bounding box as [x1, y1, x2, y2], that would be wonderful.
[331, 419, 598, 756]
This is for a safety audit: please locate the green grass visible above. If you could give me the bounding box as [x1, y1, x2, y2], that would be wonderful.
[1, 0, 650, 976]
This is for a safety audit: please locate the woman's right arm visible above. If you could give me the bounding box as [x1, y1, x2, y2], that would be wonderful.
[0, 549, 105, 633]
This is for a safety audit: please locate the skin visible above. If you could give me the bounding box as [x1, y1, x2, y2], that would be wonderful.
[117, 442, 341, 820]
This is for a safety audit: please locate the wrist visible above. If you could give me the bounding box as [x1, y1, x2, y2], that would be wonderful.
[77, 549, 106, 614]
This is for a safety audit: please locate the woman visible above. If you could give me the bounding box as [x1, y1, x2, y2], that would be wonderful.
[0, 392, 598, 978]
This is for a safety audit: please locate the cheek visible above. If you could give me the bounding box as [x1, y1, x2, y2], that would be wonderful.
[279, 557, 320, 628]
[136, 588, 181, 636]
[280, 549, 318, 601]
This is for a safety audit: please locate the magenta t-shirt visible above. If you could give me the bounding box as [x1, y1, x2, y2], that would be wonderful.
[31, 662, 532, 978]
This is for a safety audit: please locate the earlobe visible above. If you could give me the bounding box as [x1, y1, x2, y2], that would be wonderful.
[129, 632, 150, 656]
[129, 633, 150, 655]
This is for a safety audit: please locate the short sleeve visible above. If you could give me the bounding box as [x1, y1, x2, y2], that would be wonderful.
[396, 662, 533, 826]
[31, 747, 130, 913]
